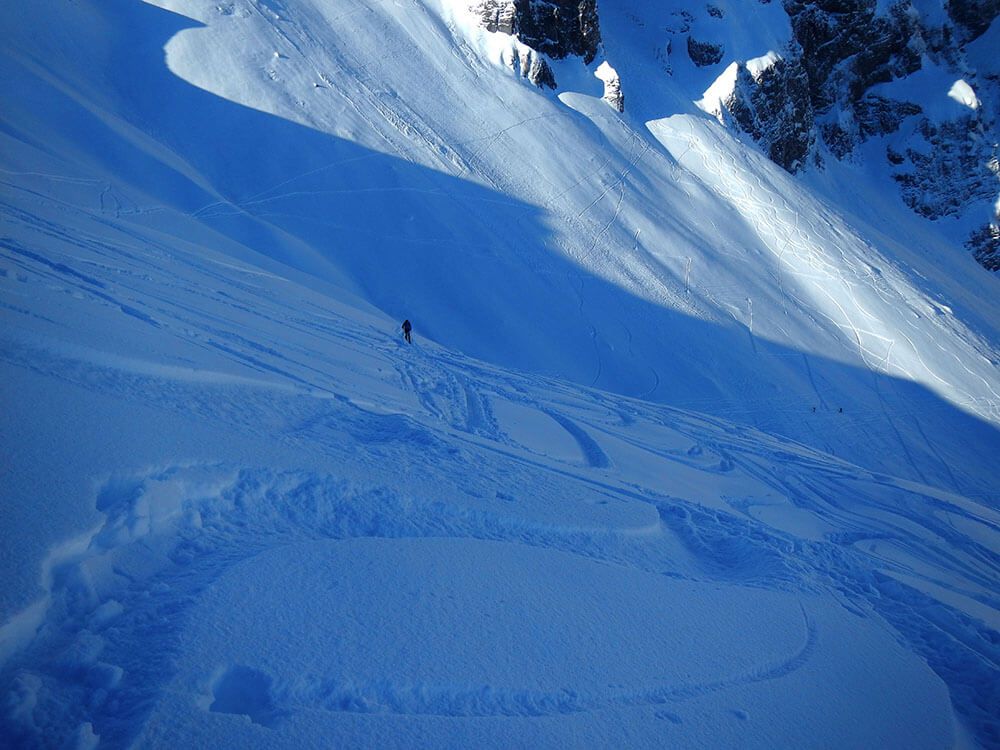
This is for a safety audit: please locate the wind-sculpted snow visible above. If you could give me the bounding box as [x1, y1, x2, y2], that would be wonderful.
[0, 454, 986, 747]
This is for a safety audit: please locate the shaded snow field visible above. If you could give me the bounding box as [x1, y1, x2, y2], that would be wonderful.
[1, 225, 997, 747]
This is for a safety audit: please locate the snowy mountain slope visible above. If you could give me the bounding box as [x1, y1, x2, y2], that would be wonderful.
[1, 0, 999, 747]
[1, 203, 997, 747]
[615, 0, 1000, 268]
[3, 0, 999, 496]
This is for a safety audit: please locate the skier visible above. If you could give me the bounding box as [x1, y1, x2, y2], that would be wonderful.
[401, 319, 412, 344]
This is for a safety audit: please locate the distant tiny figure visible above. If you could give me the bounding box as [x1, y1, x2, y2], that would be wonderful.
[401, 319, 412, 344]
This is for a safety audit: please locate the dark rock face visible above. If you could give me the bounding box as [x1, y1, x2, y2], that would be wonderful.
[474, 0, 602, 91]
[477, 0, 602, 64]
[711, 1, 923, 170]
[785, 0, 922, 112]
[478, 0, 517, 35]
[892, 116, 997, 218]
[687, 36, 724, 67]
[967, 222, 1000, 271]
[725, 55, 816, 171]
[855, 95, 923, 139]
[821, 95, 924, 159]
[947, 0, 1000, 41]
[518, 48, 557, 89]
[772, 0, 924, 166]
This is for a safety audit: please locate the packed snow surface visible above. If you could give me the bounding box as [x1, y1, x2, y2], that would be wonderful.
[1, 0, 998, 747]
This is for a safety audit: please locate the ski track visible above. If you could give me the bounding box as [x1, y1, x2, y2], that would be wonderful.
[3, 313, 999, 745]
[661, 118, 999, 426]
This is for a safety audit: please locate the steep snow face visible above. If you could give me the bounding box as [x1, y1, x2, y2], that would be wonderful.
[2, 0, 998, 496]
[696, 61, 739, 117]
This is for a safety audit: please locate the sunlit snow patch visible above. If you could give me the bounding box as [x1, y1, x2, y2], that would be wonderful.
[696, 61, 738, 119]
[947, 79, 980, 110]
[745, 51, 781, 81]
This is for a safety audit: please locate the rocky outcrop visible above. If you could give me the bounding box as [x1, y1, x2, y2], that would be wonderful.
[947, 0, 1000, 42]
[891, 114, 997, 216]
[747, 0, 924, 166]
[516, 47, 557, 89]
[687, 36, 724, 67]
[967, 220, 1000, 270]
[697, 0, 999, 270]
[476, 0, 601, 64]
[703, 2, 925, 171]
[854, 95, 923, 139]
[724, 53, 816, 171]
[475, 0, 999, 269]
[785, 0, 922, 113]
[595, 61, 624, 111]
[519, 0, 602, 64]
[821, 95, 925, 159]
[478, 0, 517, 35]
[474, 0, 606, 97]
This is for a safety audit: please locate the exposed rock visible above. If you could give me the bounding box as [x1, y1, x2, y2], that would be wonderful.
[692, 0, 999, 269]
[472, 0, 602, 89]
[783, 0, 921, 115]
[480, 0, 601, 64]
[967, 221, 1000, 271]
[478, 0, 517, 34]
[704, 1, 926, 170]
[947, 0, 1000, 42]
[723, 52, 816, 171]
[518, 48, 557, 89]
[891, 116, 997, 219]
[855, 95, 923, 139]
[595, 61, 624, 111]
[822, 95, 924, 159]
[687, 36, 724, 66]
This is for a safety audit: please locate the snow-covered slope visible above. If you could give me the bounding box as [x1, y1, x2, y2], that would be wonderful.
[4, 0, 999, 493]
[2, 202, 997, 747]
[1, 0, 998, 747]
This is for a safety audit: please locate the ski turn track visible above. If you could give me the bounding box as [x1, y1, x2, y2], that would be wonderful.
[1, 330, 997, 746]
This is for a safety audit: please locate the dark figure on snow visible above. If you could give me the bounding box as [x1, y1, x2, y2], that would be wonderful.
[402, 319, 412, 344]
